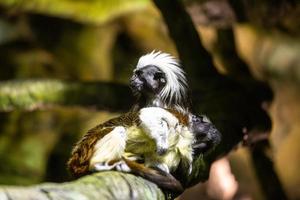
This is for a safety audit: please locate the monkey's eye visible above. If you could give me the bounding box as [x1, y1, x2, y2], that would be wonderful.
[153, 72, 165, 80]
[135, 70, 143, 77]
[202, 116, 211, 123]
[192, 115, 201, 123]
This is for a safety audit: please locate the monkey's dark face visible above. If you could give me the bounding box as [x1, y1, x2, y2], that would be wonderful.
[190, 115, 221, 154]
[130, 65, 166, 97]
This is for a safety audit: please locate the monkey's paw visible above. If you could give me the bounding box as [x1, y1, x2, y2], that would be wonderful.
[115, 161, 131, 173]
[93, 162, 115, 171]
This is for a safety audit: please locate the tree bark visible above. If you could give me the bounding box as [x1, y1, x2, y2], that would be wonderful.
[250, 140, 288, 200]
[0, 172, 165, 200]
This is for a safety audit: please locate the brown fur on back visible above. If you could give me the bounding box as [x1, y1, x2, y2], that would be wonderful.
[166, 109, 189, 126]
[67, 111, 140, 178]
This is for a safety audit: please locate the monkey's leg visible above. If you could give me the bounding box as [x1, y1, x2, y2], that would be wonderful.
[89, 126, 127, 172]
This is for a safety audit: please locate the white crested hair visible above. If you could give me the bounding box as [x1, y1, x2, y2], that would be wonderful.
[135, 51, 188, 107]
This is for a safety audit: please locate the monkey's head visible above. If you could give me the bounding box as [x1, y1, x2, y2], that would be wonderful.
[130, 65, 167, 97]
[190, 115, 221, 154]
[130, 51, 189, 111]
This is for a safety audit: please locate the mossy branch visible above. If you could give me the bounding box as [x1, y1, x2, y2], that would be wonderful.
[0, 79, 134, 112]
[0, 172, 165, 200]
[0, 0, 149, 25]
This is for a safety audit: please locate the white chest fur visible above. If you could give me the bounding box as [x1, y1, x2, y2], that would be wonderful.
[138, 107, 194, 173]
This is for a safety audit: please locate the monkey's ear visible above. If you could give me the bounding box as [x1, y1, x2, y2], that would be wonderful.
[191, 115, 200, 123]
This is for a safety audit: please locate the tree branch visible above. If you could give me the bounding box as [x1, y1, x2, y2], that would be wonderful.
[153, 0, 221, 87]
[250, 140, 288, 200]
[0, 172, 165, 200]
[152, 0, 274, 189]
[0, 79, 134, 112]
[215, 29, 252, 79]
[214, 27, 287, 199]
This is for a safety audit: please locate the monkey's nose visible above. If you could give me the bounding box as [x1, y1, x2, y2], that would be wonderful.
[130, 79, 143, 92]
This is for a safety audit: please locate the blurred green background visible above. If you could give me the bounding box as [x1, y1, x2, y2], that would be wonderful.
[0, 0, 299, 199]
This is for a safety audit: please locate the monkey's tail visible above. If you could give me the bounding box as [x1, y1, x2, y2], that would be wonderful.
[123, 159, 184, 193]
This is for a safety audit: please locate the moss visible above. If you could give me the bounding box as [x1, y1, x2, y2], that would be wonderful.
[0, 80, 65, 111]
[0, 0, 150, 25]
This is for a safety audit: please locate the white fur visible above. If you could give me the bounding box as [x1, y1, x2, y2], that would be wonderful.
[139, 107, 179, 153]
[139, 107, 194, 174]
[136, 51, 188, 108]
[90, 126, 127, 170]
